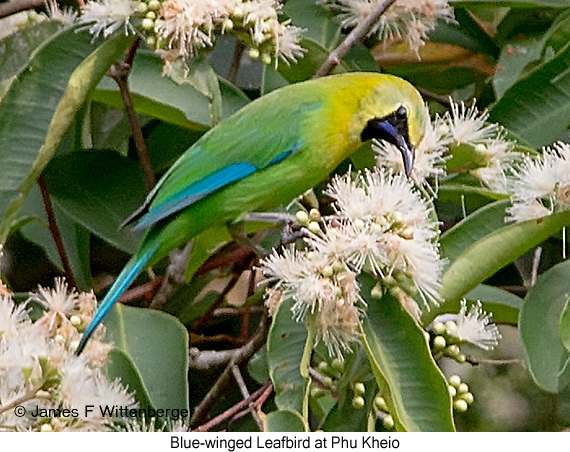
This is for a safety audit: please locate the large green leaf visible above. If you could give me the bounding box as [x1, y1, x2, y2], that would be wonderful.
[520, 259, 570, 393]
[435, 210, 570, 323]
[440, 199, 511, 266]
[0, 26, 134, 244]
[91, 51, 249, 130]
[43, 151, 146, 254]
[360, 275, 455, 432]
[263, 410, 307, 432]
[104, 304, 189, 416]
[266, 298, 309, 416]
[0, 20, 65, 83]
[489, 41, 570, 147]
[559, 299, 570, 355]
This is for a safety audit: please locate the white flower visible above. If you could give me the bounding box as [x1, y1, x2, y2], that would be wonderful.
[0, 295, 29, 338]
[79, 0, 140, 38]
[374, 105, 448, 188]
[326, 0, 454, 54]
[46, 0, 78, 24]
[29, 278, 78, 318]
[443, 100, 502, 146]
[506, 142, 570, 222]
[454, 300, 500, 350]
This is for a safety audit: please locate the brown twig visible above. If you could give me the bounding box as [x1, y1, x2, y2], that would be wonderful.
[191, 273, 242, 333]
[228, 40, 246, 85]
[190, 315, 268, 427]
[118, 275, 164, 304]
[465, 355, 521, 366]
[418, 88, 452, 108]
[108, 39, 156, 192]
[312, 0, 396, 79]
[0, 0, 46, 19]
[38, 175, 77, 288]
[192, 382, 272, 432]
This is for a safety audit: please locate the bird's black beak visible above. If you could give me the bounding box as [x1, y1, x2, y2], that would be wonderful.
[360, 106, 415, 177]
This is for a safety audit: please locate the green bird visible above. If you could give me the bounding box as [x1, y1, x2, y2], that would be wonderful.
[76, 72, 427, 354]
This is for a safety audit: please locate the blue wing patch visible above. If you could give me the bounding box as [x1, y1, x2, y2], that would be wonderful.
[133, 162, 257, 231]
[131, 139, 303, 231]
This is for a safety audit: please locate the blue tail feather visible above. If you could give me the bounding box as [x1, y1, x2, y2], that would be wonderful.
[75, 244, 158, 355]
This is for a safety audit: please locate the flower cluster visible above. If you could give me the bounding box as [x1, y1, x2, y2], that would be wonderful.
[0, 279, 135, 432]
[260, 168, 444, 358]
[78, 0, 305, 67]
[324, 0, 455, 54]
[505, 141, 570, 223]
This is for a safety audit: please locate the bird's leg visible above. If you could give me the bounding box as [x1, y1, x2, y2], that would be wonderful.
[227, 221, 268, 257]
[242, 212, 306, 245]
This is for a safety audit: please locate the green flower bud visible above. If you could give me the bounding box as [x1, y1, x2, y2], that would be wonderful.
[382, 414, 394, 430]
[232, 6, 244, 18]
[145, 10, 156, 19]
[353, 218, 365, 231]
[432, 321, 446, 335]
[295, 210, 309, 225]
[433, 335, 446, 350]
[374, 396, 388, 412]
[308, 221, 321, 234]
[142, 18, 155, 30]
[322, 376, 333, 388]
[448, 385, 457, 397]
[371, 284, 383, 299]
[445, 320, 458, 336]
[331, 358, 344, 372]
[309, 208, 321, 222]
[336, 298, 345, 308]
[353, 382, 365, 396]
[70, 315, 82, 327]
[446, 344, 460, 357]
[137, 2, 148, 13]
[461, 392, 474, 405]
[352, 396, 365, 409]
[223, 19, 234, 31]
[448, 375, 461, 388]
[248, 48, 260, 59]
[146, 36, 156, 47]
[261, 53, 272, 65]
[456, 354, 466, 363]
[40, 423, 53, 432]
[453, 399, 468, 412]
[317, 361, 328, 372]
[332, 261, 345, 273]
[321, 265, 334, 278]
[148, 0, 161, 11]
[458, 382, 469, 394]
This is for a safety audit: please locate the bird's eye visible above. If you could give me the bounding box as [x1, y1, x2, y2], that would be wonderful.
[396, 106, 407, 119]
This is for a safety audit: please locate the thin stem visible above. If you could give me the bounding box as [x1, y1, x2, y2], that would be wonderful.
[418, 88, 452, 108]
[38, 175, 77, 288]
[118, 275, 164, 304]
[192, 382, 272, 432]
[465, 355, 521, 366]
[228, 40, 246, 85]
[0, 0, 46, 19]
[312, 0, 396, 79]
[108, 39, 156, 191]
[0, 382, 43, 415]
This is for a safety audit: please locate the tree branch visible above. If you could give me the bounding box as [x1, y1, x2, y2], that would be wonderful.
[108, 39, 156, 192]
[38, 175, 77, 288]
[0, 0, 46, 19]
[312, 0, 396, 79]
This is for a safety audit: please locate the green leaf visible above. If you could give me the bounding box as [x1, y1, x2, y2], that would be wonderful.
[437, 183, 507, 214]
[263, 410, 307, 432]
[440, 199, 511, 266]
[267, 298, 309, 416]
[248, 345, 269, 385]
[91, 51, 249, 130]
[435, 210, 570, 323]
[559, 299, 570, 355]
[0, 20, 65, 83]
[283, 0, 341, 50]
[43, 151, 146, 254]
[166, 57, 223, 126]
[489, 41, 570, 147]
[0, 26, 134, 245]
[104, 304, 189, 416]
[185, 226, 232, 282]
[520, 259, 570, 393]
[360, 275, 455, 432]
[106, 349, 154, 412]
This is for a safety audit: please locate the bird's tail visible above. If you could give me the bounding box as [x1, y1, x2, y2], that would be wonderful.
[75, 241, 159, 355]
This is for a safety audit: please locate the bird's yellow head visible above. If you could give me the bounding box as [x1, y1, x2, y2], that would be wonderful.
[348, 74, 428, 176]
